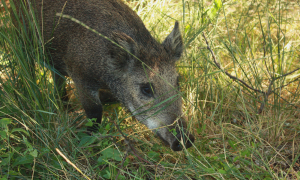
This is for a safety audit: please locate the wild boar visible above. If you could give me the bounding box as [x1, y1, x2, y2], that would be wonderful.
[11, 0, 195, 151]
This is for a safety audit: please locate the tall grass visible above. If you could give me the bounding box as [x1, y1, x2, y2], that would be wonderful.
[1, 0, 300, 179]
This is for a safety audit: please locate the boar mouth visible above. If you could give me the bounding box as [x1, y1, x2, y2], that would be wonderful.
[171, 129, 195, 151]
[157, 128, 195, 151]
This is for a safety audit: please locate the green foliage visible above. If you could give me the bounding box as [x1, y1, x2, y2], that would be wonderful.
[204, 0, 222, 22]
[98, 147, 123, 165]
[0, 118, 38, 177]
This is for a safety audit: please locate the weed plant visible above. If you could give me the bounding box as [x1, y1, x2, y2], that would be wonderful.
[0, 0, 300, 179]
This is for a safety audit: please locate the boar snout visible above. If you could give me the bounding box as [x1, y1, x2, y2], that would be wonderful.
[156, 117, 195, 151]
[171, 129, 195, 151]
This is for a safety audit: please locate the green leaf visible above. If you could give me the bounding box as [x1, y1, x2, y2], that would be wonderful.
[218, 169, 226, 174]
[228, 140, 236, 150]
[100, 147, 122, 162]
[0, 144, 8, 152]
[29, 149, 38, 157]
[205, 0, 222, 21]
[103, 171, 111, 179]
[34, 110, 57, 115]
[23, 136, 33, 151]
[85, 121, 94, 127]
[233, 156, 240, 162]
[169, 128, 177, 136]
[241, 149, 251, 157]
[123, 158, 129, 167]
[8, 170, 19, 176]
[97, 157, 106, 165]
[0, 157, 10, 166]
[214, 0, 222, 9]
[78, 136, 97, 147]
[205, 168, 215, 173]
[11, 128, 30, 136]
[0, 118, 12, 128]
[208, 8, 218, 20]
[184, 24, 191, 34]
[12, 154, 34, 167]
[105, 123, 111, 130]
[0, 131, 7, 139]
[148, 151, 160, 161]
[100, 167, 111, 179]
[116, 175, 126, 180]
[40, 147, 51, 156]
[85, 118, 97, 127]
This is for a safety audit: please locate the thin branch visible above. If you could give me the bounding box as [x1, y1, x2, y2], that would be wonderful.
[202, 33, 264, 94]
[115, 148, 130, 180]
[273, 91, 300, 110]
[274, 67, 300, 81]
[258, 79, 274, 114]
[202, 32, 300, 114]
[273, 77, 300, 92]
[259, 68, 300, 113]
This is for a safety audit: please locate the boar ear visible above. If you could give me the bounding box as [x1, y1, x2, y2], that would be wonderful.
[109, 32, 138, 72]
[162, 21, 183, 61]
[111, 32, 138, 57]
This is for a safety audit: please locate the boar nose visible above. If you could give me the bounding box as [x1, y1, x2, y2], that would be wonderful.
[171, 129, 195, 151]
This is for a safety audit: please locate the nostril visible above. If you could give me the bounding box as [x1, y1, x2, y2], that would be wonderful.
[170, 129, 195, 151]
[171, 138, 183, 151]
[185, 134, 195, 149]
[176, 130, 194, 149]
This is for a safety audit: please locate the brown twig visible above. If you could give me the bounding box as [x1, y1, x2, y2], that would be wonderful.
[202, 33, 264, 94]
[274, 68, 300, 81]
[273, 76, 300, 92]
[259, 71, 300, 113]
[273, 91, 300, 109]
[258, 79, 273, 114]
[202, 32, 300, 114]
[115, 148, 130, 180]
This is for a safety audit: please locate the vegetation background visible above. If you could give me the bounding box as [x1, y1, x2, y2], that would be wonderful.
[1, 0, 300, 179]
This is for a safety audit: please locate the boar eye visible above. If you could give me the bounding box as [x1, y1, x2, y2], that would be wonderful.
[141, 83, 154, 97]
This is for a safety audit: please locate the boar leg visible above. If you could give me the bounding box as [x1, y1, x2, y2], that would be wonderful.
[99, 89, 119, 104]
[74, 81, 102, 132]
